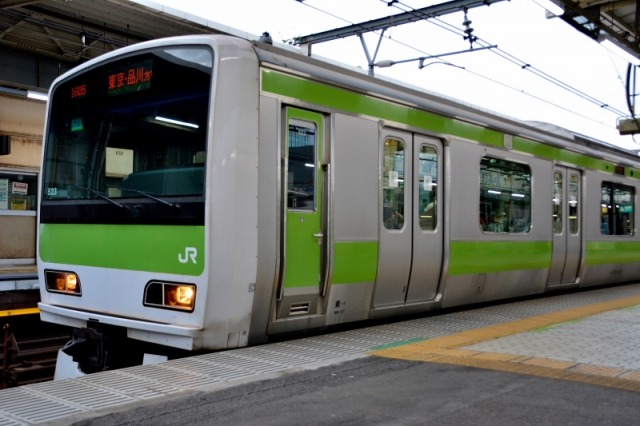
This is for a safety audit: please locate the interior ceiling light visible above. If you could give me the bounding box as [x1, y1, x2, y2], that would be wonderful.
[27, 91, 49, 101]
[154, 116, 199, 129]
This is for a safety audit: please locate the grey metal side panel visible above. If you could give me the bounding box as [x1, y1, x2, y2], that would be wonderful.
[329, 114, 380, 322]
[248, 95, 280, 345]
[332, 114, 379, 242]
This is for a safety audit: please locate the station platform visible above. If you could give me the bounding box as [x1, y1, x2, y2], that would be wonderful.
[1, 282, 639, 425]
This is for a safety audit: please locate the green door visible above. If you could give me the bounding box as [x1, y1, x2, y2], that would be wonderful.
[277, 108, 326, 317]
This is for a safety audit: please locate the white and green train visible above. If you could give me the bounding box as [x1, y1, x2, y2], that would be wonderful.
[38, 34, 640, 376]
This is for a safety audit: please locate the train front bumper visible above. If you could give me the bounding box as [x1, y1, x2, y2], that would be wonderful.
[38, 302, 202, 350]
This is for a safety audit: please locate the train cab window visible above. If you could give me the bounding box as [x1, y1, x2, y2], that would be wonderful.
[383, 138, 405, 229]
[418, 145, 438, 230]
[479, 157, 531, 233]
[287, 121, 316, 211]
[553, 172, 563, 234]
[600, 182, 634, 236]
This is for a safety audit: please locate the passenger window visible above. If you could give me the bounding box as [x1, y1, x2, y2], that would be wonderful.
[418, 145, 438, 231]
[287, 121, 316, 211]
[383, 138, 405, 229]
[479, 157, 531, 233]
[553, 172, 563, 234]
[569, 174, 579, 235]
[601, 182, 634, 235]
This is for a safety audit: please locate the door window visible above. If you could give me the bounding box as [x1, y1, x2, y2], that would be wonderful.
[553, 171, 563, 234]
[569, 174, 579, 235]
[287, 121, 316, 211]
[383, 138, 405, 229]
[418, 145, 438, 231]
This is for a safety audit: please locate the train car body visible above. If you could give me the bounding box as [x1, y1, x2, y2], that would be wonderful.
[37, 35, 640, 376]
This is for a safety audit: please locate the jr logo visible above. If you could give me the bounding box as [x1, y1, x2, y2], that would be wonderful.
[178, 247, 198, 264]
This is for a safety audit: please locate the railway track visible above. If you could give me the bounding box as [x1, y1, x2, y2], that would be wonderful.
[1, 314, 70, 388]
[0, 269, 71, 388]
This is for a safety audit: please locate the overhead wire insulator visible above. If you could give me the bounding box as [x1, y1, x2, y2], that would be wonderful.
[462, 8, 477, 48]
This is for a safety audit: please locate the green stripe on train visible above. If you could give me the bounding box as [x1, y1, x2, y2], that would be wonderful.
[332, 241, 378, 284]
[585, 241, 640, 265]
[262, 69, 503, 148]
[39, 224, 205, 276]
[449, 240, 552, 275]
[262, 70, 635, 178]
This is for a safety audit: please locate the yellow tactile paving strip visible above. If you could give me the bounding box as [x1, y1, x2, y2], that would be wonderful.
[370, 295, 640, 392]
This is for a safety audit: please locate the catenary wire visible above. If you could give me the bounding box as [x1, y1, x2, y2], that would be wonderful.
[383, 0, 629, 117]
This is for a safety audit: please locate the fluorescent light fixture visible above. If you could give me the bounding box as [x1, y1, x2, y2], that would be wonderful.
[599, 36, 640, 66]
[304, 163, 315, 168]
[27, 90, 49, 101]
[531, 0, 564, 16]
[154, 116, 199, 129]
[0, 86, 48, 101]
[512, 193, 526, 198]
[488, 190, 502, 195]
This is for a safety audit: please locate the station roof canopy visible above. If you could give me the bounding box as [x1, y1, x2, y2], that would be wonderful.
[0, 0, 243, 64]
[554, 0, 640, 62]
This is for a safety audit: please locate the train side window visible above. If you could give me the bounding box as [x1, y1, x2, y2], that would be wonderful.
[600, 182, 634, 235]
[569, 174, 579, 235]
[418, 145, 438, 231]
[552, 172, 563, 234]
[479, 157, 531, 234]
[383, 138, 405, 229]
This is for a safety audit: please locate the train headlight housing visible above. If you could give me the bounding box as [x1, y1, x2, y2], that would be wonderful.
[45, 270, 82, 295]
[144, 281, 196, 312]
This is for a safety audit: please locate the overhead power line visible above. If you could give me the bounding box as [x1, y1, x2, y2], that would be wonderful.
[384, 0, 628, 117]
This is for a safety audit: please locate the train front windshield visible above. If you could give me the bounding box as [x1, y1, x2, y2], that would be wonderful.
[41, 46, 213, 225]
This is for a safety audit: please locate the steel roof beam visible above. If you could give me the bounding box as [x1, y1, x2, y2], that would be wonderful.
[295, 0, 506, 46]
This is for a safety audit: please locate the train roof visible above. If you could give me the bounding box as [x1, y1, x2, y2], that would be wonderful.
[249, 37, 640, 169]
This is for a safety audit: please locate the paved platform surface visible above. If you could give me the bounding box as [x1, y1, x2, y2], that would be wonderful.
[1, 283, 640, 425]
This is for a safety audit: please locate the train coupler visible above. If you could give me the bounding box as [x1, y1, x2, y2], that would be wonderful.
[61, 328, 105, 374]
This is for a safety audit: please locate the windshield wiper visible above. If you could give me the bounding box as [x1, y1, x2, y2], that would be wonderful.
[121, 188, 179, 208]
[72, 186, 126, 209]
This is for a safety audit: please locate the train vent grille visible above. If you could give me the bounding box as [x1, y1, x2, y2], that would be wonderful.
[289, 302, 310, 315]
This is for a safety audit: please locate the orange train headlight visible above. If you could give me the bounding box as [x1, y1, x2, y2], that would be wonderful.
[144, 281, 196, 312]
[45, 270, 82, 296]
